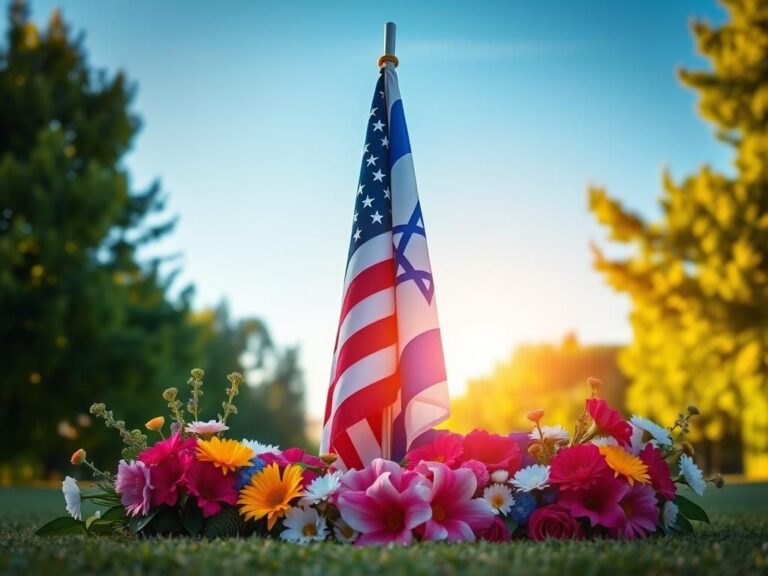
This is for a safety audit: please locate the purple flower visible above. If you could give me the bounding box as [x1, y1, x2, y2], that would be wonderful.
[116, 460, 153, 517]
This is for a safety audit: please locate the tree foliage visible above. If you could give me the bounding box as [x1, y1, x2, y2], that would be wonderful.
[446, 335, 626, 435]
[589, 0, 768, 475]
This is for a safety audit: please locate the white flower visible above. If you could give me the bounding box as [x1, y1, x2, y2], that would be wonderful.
[680, 454, 706, 496]
[300, 471, 342, 506]
[482, 483, 514, 515]
[630, 415, 672, 447]
[662, 500, 679, 531]
[333, 520, 359, 543]
[509, 464, 550, 492]
[528, 425, 569, 442]
[490, 469, 509, 483]
[280, 506, 328, 543]
[184, 420, 229, 436]
[62, 476, 82, 521]
[591, 435, 619, 447]
[242, 439, 282, 456]
[629, 425, 645, 456]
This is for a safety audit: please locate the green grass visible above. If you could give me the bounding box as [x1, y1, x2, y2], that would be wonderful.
[1, 484, 767, 576]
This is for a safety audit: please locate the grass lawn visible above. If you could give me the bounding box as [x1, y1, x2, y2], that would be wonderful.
[1, 483, 767, 575]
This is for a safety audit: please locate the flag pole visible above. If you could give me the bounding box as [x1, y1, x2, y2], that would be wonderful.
[380, 21, 395, 462]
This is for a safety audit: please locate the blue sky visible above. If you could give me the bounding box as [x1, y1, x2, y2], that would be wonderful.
[16, 1, 729, 420]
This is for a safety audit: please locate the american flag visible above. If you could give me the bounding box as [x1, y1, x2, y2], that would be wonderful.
[320, 62, 450, 470]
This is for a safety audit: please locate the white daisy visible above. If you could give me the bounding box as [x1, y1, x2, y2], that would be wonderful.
[184, 420, 229, 436]
[482, 483, 514, 515]
[509, 464, 550, 492]
[62, 476, 82, 521]
[679, 454, 706, 496]
[300, 471, 342, 506]
[490, 469, 509, 483]
[662, 500, 679, 531]
[630, 415, 672, 447]
[528, 425, 569, 442]
[241, 439, 282, 456]
[280, 506, 328, 543]
[591, 435, 619, 447]
[629, 424, 645, 456]
[333, 520, 359, 544]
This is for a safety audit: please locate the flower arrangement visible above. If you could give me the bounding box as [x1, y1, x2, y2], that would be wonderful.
[38, 373, 721, 543]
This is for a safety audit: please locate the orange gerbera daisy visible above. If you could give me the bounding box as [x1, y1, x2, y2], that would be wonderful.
[238, 463, 304, 530]
[598, 445, 650, 485]
[195, 437, 254, 475]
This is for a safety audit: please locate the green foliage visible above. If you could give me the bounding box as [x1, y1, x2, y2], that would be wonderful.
[0, 1, 200, 477]
[589, 0, 768, 476]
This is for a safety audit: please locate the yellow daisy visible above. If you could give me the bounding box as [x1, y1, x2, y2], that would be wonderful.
[195, 437, 254, 475]
[238, 463, 304, 530]
[598, 445, 650, 485]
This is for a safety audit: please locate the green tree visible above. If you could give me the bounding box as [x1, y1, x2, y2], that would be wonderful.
[0, 2, 198, 480]
[589, 0, 768, 476]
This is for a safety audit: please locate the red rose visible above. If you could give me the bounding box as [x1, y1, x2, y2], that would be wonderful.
[461, 429, 522, 473]
[477, 516, 511, 542]
[586, 398, 632, 446]
[528, 505, 584, 541]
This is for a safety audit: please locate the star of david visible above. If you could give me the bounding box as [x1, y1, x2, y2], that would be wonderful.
[393, 202, 434, 304]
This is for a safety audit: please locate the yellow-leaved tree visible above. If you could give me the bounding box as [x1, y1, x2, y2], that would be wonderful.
[590, 0, 768, 476]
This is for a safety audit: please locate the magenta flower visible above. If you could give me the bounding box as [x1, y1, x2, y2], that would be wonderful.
[415, 461, 494, 542]
[549, 444, 610, 493]
[461, 429, 522, 473]
[340, 458, 403, 493]
[610, 482, 659, 539]
[405, 432, 464, 469]
[477, 516, 511, 542]
[559, 472, 628, 529]
[184, 459, 238, 518]
[261, 447, 323, 485]
[528, 505, 584, 541]
[586, 398, 632, 446]
[639, 444, 676, 501]
[115, 460, 153, 517]
[337, 466, 432, 546]
[459, 459, 490, 493]
[138, 432, 196, 466]
[138, 432, 196, 507]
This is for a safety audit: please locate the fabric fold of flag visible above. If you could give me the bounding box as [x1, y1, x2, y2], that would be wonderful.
[320, 62, 450, 470]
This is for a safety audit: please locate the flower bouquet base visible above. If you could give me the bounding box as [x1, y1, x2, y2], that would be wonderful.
[39, 371, 721, 545]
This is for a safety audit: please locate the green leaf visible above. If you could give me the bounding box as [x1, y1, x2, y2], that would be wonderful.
[99, 505, 127, 523]
[35, 516, 86, 536]
[673, 512, 694, 534]
[675, 494, 710, 524]
[181, 498, 204, 536]
[144, 506, 184, 536]
[128, 508, 160, 534]
[202, 505, 247, 538]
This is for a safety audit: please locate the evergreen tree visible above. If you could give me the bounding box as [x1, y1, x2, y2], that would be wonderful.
[589, 0, 768, 475]
[0, 1, 198, 479]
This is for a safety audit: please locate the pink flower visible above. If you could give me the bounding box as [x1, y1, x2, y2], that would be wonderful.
[184, 459, 238, 518]
[461, 430, 522, 473]
[610, 482, 659, 539]
[184, 420, 229, 436]
[405, 432, 464, 469]
[138, 433, 196, 507]
[477, 516, 511, 542]
[261, 447, 323, 485]
[639, 444, 676, 501]
[549, 444, 610, 493]
[586, 398, 632, 446]
[559, 473, 628, 529]
[415, 461, 495, 542]
[336, 465, 432, 546]
[528, 505, 584, 541]
[340, 458, 403, 493]
[115, 460, 153, 517]
[459, 459, 490, 493]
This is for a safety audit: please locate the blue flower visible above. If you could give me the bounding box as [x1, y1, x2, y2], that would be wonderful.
[235, 457, 265, 490]
[509, 491, 537, 523]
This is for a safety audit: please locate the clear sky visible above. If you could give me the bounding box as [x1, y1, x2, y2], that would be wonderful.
[16, 0, 729, 420]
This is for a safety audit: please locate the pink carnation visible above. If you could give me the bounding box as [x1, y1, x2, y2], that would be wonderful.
[549, 443, 610, 493]
[115, 460, 153, 517]
[586, 398, 632, 446]
[405, 432, 464, 469]
[639, 444, 676, 501]
[184, 459, 238, 518]
[461, 430, 522, 474]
